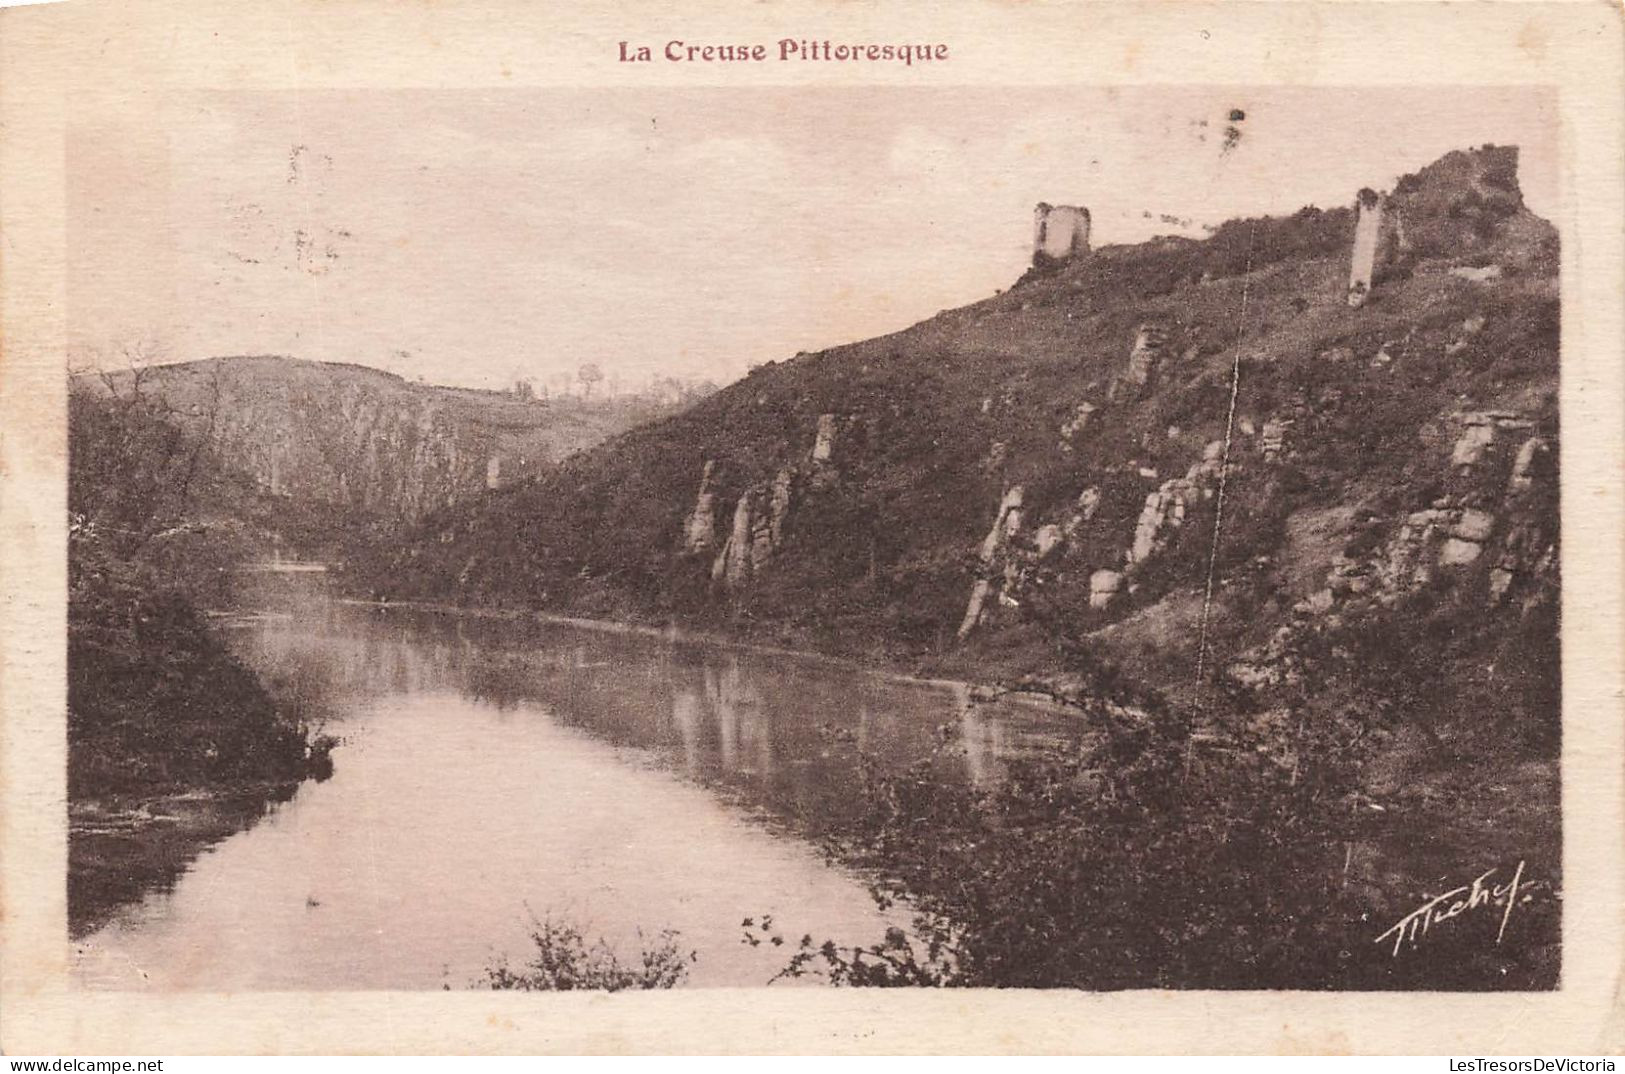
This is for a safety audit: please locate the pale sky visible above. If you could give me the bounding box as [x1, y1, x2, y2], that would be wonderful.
[69, 86, 1558, 390]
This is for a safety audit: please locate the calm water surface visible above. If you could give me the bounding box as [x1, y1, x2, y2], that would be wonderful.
[74, 599, 1082, 989]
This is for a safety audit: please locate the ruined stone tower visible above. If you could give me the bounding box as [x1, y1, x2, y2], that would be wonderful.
[1033, 203, 1091, 267]
[1347, 187, 1385, 308]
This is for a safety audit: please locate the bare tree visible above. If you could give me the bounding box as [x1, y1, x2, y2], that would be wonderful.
[69, 340, 220, 556]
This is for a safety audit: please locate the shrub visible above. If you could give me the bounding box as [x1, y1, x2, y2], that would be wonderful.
[474, 914, 695, 991]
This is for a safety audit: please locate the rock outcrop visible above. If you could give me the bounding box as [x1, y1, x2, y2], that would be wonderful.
[1089, 569, 1123, 609]
[1127, 441, 1225, 567]
[707, 422, 827, 592]
[682, 461, 719, 553]
[958, 486, 1025, 639]
[1451, 410, 1534, 470]
[812, 413, 838, 463]
[712, 493, 757, 587]
[1119, 323, 1168, 396]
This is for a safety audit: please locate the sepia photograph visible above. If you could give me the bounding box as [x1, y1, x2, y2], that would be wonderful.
[2, 0, 1621, 1058]
[62, 82, 1563, 992]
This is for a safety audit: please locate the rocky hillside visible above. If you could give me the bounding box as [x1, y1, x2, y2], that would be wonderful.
[80, 356, 684, 536]
[383, 145, 1557, 689]
[376, 146, 1562, 985]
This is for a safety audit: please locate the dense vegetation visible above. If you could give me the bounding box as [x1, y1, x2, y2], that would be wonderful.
[68, 378, 333, 931]
[68, 379, 331, 795]
[752, 619, 1558, 990]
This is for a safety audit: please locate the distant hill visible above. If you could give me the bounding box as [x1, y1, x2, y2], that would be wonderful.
[77, 356, 697, 548]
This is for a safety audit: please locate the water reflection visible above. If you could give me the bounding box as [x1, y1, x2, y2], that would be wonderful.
[245, 604, 1074, 831]
[74, 600, 1080, 990]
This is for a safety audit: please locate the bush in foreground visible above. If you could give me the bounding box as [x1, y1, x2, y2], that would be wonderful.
[475, 914, 695, 991]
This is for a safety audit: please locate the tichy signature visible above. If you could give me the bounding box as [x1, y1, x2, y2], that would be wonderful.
[1373, 860, 1533, 957]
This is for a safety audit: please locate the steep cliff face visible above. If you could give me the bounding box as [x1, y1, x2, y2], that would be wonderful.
[84, 356, 670, 529]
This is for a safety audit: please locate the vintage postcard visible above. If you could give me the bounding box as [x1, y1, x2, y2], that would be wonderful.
[1, 0, 1621, 1056]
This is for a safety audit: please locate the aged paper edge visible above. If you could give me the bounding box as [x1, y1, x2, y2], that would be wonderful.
[1, 0, 1621, 1056]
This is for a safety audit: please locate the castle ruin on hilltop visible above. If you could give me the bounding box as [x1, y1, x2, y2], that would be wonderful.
[1032, 145, 1521, 310]
[1033, 203, 1091, 267]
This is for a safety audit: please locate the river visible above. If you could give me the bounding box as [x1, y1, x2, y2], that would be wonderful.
[72, 597, 1084, 990]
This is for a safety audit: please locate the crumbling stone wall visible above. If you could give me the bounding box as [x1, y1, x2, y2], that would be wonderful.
[1033, 203, 1091, 266]
[1347, 188, 1385, 308]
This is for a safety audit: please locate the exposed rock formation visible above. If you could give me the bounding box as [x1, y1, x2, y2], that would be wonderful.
[1089, 568, 1123, 609]
[1451, 410, 1533, 469]
[1261, 418, 1291, 463]
[1490, 436, 1556, 603]
[705, 417, 827, 591]
[1509, 436, 1549, 494]
[1279, 415, 1553, 633]
[958, 486, 1025, 639]
[1059, 402, 1097, 449]
[1069, 487, 1102, 532]
[973, 486, 1024, 562]
[709, 467, 801, 591]
[1126, 442, 1225, 567]
[712, 493, 757, 587]
[1129, 482, 1190, 565]
[682, 461, 719, 553]
[812, 413, 838, 463]
[1124, 323, 1168, 389]
[768, 467, 795, 545]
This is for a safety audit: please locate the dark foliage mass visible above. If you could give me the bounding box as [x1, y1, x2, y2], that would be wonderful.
[752, 627, 1558, 990]
[67, 382, 329, 796]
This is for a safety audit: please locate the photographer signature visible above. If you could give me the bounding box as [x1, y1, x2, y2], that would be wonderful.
[1373, 860, 1532, 957]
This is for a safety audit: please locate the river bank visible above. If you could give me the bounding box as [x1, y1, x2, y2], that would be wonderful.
[337, 597, 1073, 712]
[70, 785, 308, 938]
[68, 554, 338, 938]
